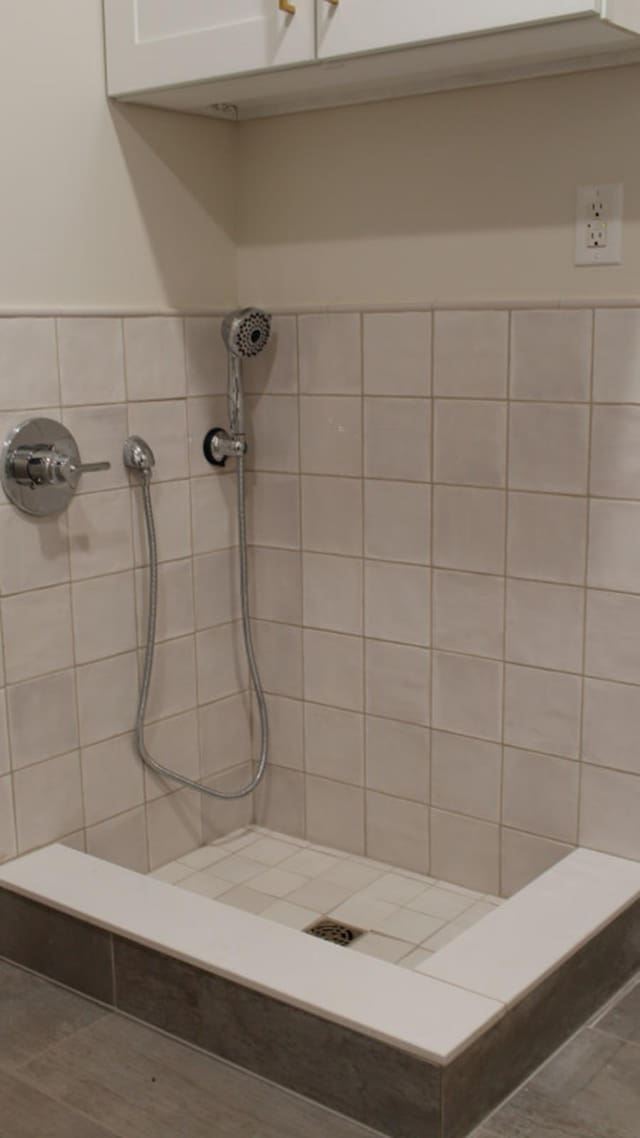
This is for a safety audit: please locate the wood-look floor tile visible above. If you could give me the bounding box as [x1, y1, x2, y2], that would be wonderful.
[0, 1068, 116, 1137]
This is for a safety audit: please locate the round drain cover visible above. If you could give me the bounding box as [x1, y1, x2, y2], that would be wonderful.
[304, 918, 364, 947]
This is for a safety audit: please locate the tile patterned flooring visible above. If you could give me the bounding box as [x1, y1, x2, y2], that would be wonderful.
[0, 958, 638, 1137]
[151, 826, 502, 968]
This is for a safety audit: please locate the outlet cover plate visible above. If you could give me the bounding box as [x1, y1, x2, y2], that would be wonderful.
[575, 183, 623, 266]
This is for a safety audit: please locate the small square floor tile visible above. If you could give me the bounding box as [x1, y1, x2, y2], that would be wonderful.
[408, 886, 475, 921]
[285, 879, 353, 913]
[177, 847, 229, 871]
[180, 872, 231, 900]
[399, 947, 435, 970]
[380, 908, 446, 944]
[249, 867, 309, 897]
[362, 873, 427, 906]
[244, 837, 299, 866]
[213, 855, 270, 885]
[319, 859, 384, 891]
[330, 895, 398, 931]
[218, 886, 275, 915]
[352, 933, 412, 963]
[151, 862, 193, 884]
[262, 900, 320, 930]
[279, 849, 343, 877]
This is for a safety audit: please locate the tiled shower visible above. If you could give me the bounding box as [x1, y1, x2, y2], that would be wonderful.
[1, 304, 639, 895]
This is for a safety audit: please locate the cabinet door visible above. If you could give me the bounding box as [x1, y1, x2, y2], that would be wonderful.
[105, 0, 316, 95]
[316, 1, 601, 59]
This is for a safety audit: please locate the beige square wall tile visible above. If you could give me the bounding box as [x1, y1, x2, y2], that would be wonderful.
[507, 492, 588, 585]
[365, 639, 430, 726]
[199, 687, 251, 784]
[136, 559, 195, 644]
[585, 589, 640, 684]
[364, 561, 430, 646]
[0, 318, 59, 410]
[303, 553, 362, 635]
[247, 473, 300, 550]
[0, 696, 10, 776]
[81, 732, 144, 827]
[68, 488, 133, 580]
[504, 664, 582, 759]
[133, 480, 191, 566]
[246, 395, 299, 474]
[191, 472, 237, 555]
[580, 764, 640, 861]
[76, 651, 138, 747]
[431, 731, 501, 822]
[124, 317, 186, 400]
[434, 400, 507, 488]
[86, 806, 148, 873]
[72, 571, 136, 664]
[364, 480, 429, 564]
[144, 710, 200, 799]
[13, 751, 83, 853]
[0, 775, 16, 863]
[8, 670, 79, 769]
[184, 316, 226, 396]
[366, 791, 429, 875]
[582, 677, 640, 775]
[508, 404, 589, 493]
[593, 309, 640, 402]
[305, 775, 364, 855]
[250, 547, 302, 626]
[142, 635, 197, 724]
[433, 486, 505, 573]
[244, 315, 298, 395]
[432, 651, 503, 743]
[0, 507, 70, 594]
[58, 318, 125, 405]
[251, 620, 302, 700]
[304, 628, 363, 711]
[127, 400, 189, 482]
[193, 550, 239, 631]
[301, 475, 362, 556]
[254, 765, 305, 839]
[432, 570, 504, 658]
[366, 716, 429, 803]
[62, 404, 129, 493]
[364, 312, 430, 396]
[300, 395, 362, 476]
[201, 763, 253, 842]
[502, 747, 579, 843]
[299, 313, 361, 395]
[433, 311, 508, 398]
[591, 405, 640, 499]
[2, 585, 73, 683]
[510, 310, 592, 401]
[588, 499, 640, 593]
[260, 694, 303, 772]
[364, 398, 430, 482]
[304, 703, 364, 785]
[505, 579, 584, 673]
[430, 808, 500, 894]
[196, 623, 248, 704]
[500, 828, 572, 897]
[147, 787, 203, 869]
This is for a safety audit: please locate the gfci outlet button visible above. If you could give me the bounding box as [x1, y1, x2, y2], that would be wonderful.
[575, 183, 623, 265]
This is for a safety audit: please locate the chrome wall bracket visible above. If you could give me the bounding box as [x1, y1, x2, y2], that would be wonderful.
[2, 418, 111, 516]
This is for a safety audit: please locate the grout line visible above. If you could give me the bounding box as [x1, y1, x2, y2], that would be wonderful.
[498, 310, 513, 897]
[576, 308, 597, 851]
[427, 308, 435, 877]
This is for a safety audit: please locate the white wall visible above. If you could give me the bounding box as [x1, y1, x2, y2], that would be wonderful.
[237, 64, 640, 308]
[0, 1, 237, 311]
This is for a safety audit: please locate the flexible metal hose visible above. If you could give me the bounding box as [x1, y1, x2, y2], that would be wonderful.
[134, 457, 269, 798]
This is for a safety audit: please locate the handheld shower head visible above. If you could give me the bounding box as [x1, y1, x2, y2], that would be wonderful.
[221, 308, 271, 359]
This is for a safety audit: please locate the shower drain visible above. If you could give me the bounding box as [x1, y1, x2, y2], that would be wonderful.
[304, 918, 365, 947]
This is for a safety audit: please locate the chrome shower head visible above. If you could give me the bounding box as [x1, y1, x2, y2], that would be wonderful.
[221, 308, 271, 359]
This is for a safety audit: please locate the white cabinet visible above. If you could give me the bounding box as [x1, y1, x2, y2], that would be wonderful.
[317, 1, 602, 60]
[104, 0, 316, 95]
[103, 0, 640, 118]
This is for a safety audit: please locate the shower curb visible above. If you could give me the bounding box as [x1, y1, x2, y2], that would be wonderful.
[0, 861, 639, 1137]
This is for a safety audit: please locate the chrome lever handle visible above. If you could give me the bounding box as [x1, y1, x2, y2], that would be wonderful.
[2, 417, 112, 516]
[72, 461, 111, 475]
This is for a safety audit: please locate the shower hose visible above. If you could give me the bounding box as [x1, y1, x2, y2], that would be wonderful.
[134, 456, 269, 799]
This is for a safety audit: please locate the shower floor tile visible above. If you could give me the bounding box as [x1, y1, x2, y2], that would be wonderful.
[152, 827, 501, 969]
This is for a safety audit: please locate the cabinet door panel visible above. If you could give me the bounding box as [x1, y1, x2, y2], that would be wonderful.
[317, 1, 601, 59]
[105, 0, 316, 94]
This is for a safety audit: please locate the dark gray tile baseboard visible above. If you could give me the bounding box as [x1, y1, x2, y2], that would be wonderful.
[1, 884, 639, 1138]
[441, 895, 640, 1138]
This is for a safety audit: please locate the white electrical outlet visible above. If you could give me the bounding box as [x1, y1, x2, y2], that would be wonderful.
[575, 183, 623, 265]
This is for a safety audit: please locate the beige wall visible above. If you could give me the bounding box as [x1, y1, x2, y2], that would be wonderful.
[238, 64, 640, 308]
[0, 1, 237, 311]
